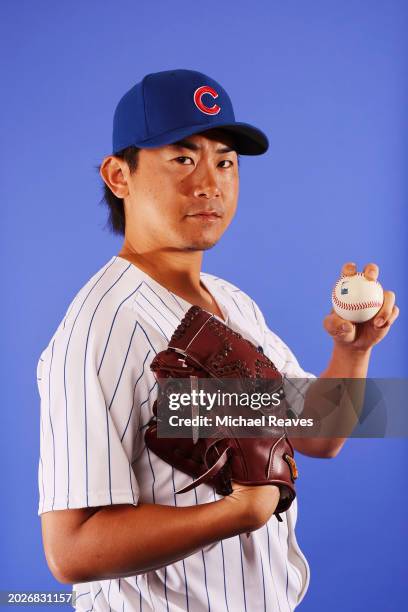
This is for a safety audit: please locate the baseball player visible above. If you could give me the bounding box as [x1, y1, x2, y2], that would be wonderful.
[37, 69, 398, 611]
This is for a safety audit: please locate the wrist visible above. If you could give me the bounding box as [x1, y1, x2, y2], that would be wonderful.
[332, 342, 372, 362]
[326, 343, 372, 379]
[220, 494, 256, 534]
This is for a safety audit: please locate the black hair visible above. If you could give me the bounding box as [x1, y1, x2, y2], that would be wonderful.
[99, 146, 140, 236]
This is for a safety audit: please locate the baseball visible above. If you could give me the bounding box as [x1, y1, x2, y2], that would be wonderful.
[332, 272, 384, 323]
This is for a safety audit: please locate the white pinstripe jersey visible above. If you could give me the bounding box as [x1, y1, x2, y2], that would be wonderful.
[37, 255, 316, 612]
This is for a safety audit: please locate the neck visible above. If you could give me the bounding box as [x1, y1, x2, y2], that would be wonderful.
[118, 240, 204, 295]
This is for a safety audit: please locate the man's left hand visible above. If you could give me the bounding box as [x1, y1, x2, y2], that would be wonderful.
[323, 262, 399, 352]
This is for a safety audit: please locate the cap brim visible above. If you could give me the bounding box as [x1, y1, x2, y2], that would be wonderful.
[208, 122, 269, 155]
[117, 121, 268, 156]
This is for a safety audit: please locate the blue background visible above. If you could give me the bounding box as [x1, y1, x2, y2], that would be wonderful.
[1, 1, 406, 610]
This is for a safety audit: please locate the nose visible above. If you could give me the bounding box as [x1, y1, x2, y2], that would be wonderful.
[192, 164, 221, 199]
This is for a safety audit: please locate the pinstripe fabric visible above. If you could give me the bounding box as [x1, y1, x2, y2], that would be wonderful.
[37, 256, 315, 611]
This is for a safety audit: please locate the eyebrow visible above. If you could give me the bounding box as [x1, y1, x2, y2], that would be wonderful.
[170, 139, 235, 154]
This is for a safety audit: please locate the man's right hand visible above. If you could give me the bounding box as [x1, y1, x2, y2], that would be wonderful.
[224, 481, 281, 530]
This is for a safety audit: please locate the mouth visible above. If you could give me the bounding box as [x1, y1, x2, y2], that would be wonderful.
[186, 211, 223, 222]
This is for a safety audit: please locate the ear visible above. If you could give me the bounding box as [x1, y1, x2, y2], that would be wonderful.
[100, 156, 129, 198]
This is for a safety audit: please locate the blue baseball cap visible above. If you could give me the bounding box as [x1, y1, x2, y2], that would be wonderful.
[112, 69, 268, 156]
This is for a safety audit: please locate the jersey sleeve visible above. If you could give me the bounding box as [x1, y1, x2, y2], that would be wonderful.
[250, 300, 317, 417]
[36, 314, 141, 515]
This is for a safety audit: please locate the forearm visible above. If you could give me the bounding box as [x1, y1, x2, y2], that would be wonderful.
[59, 498, 253, 584]
[293, 345, 371, 457]
[320, 344, 372, 378]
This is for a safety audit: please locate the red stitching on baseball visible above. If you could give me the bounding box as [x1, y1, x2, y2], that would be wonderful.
[332, 284, 382, 311]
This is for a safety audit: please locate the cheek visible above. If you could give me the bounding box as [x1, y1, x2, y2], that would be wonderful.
[223, 174, 239, 210]
[130, 175, 176, 217]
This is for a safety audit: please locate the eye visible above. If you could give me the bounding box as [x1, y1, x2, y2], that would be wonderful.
[175, 156, 194, 165]
[218, 159, 234, 168]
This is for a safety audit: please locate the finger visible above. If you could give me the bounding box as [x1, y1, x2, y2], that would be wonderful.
[388, 305, 400, 327]
[363, 262, 379, 281]
[323, 312, 356, 339]
[373, 290, 395, 328]
[340, 262, 357, 278]
[370, 305, 399, 338]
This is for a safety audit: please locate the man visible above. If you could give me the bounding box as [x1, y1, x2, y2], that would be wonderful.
[37, 69, 398, 611]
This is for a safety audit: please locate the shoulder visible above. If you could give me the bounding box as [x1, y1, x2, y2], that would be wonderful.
[201, 272, 256, 304]
[62, 257, 134, 328]
[38, 257, 147, 366]
[201, 272, 266, 329]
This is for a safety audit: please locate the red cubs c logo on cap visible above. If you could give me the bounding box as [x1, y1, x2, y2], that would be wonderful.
[193, 86, 221, 115]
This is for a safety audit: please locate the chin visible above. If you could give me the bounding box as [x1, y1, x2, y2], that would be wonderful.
[184, 238, 219, 251]
[190, 226, 228, 249]
[175, 231, 219, 252]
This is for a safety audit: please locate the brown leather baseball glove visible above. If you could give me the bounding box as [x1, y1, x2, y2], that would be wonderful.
[144, 305, 298, 522]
